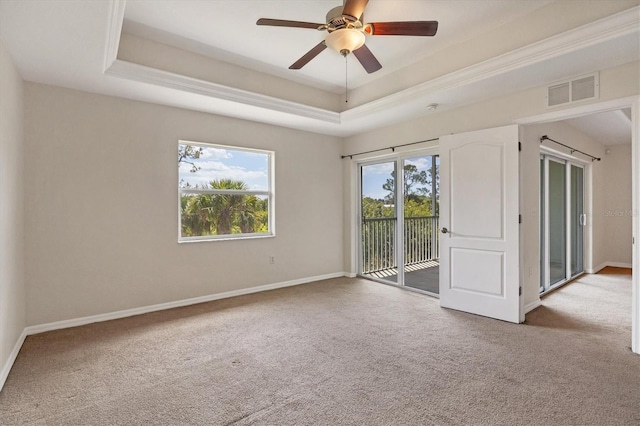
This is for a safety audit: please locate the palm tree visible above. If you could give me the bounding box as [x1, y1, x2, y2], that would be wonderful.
[206, 179, 263, 235]
[181, 192, 215, 236]
[181, 179, 266, 236]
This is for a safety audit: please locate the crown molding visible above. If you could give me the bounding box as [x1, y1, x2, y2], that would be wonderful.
[515, 96, 638, 125]
[103, 0, 126, 72]
[343, 6, 639, 122]
[105, 59, 341, 124]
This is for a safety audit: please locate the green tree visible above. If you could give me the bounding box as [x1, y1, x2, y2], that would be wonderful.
[362, 197, 395, 219]
[180, 179, 268, 237]
[382, 164, 428, 204]
[178, 144, 203, 173]
[382, 159, 440, 216]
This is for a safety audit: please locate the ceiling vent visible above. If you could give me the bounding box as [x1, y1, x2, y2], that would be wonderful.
[547, 73, 599, 108]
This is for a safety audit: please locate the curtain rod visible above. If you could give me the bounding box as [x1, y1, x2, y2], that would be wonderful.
[540, 135, 601, 162]
[341, 137, 439, 159]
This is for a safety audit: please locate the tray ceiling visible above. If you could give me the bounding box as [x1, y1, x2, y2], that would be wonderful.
[1, 0, 638, 137]
[122, 0, 553, 93]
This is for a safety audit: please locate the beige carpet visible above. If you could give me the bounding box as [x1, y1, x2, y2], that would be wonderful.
[1, 268, 638, 425]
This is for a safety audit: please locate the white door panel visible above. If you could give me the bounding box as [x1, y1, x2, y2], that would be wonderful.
[440, 125, 521, 323]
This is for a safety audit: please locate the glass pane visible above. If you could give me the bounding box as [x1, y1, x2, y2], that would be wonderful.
[179, 144, 269, 191]
[571, 165, 584, 276]
[361, 162, 397, 283]
[402, 156, 439, 294]
[548, 160, 566, 286]
[180, 193, 269, 238]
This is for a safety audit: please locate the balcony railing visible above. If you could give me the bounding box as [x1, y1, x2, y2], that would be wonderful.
[362, 216, 439, 274]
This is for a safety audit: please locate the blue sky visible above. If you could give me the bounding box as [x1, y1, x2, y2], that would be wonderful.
[362, 156, 438, 200]
[179, 144, 269, 190]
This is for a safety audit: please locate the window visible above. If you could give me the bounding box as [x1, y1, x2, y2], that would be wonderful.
[178, 141, 274, 241]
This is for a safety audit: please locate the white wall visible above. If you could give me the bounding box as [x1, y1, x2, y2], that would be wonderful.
[0, 40, 25, 386]
[602, 144, 633, 266]
[24, 83, 344, 326]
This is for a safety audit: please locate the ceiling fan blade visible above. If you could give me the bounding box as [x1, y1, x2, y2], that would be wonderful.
[365, 21, 439, 36]
[257, 18, 324, 29]
[353, 44, 382, 74]
[342, 0, 369, 21]
[289, 41, 327, 70]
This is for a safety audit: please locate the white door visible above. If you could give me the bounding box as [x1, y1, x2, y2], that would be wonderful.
[439, 125, 521, 323]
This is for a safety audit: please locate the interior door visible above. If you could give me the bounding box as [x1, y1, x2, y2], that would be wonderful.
[439, 125, 521, 323]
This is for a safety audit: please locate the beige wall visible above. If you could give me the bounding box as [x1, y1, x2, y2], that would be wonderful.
[0, 41, 25, 381]
[118, 33, 342, 112]
[24, 83, 344, 326]
[603, 144, 633, 266]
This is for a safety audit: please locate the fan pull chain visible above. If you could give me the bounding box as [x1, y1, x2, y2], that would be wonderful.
[345, 55, 348, 103]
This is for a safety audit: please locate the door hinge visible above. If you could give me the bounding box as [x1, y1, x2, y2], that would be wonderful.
[519, 214, 522, 224]
[519, 286, 522, 296]
[518, 142, 522, 152]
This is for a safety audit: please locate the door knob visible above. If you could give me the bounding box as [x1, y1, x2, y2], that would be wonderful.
[441, 227, 449, 234]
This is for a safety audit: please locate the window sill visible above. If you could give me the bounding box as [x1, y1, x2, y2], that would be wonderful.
[178, 233, 275, 243]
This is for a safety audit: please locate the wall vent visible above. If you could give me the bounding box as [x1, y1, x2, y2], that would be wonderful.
[546, 73, 599, 108]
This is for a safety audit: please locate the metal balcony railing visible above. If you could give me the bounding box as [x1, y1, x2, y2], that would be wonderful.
[362, 216, 439, 274]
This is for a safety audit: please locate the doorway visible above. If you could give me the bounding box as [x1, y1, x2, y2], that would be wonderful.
[358, 153, 440, 295]
[517, 96, 637, 353]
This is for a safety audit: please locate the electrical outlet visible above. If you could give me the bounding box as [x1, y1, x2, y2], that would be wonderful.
[269, 256, 275, 264]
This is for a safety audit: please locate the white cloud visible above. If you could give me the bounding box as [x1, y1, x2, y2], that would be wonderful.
[405, 156, 438, 170]
[362, 162, 394, 176]
[199, 147, 232, 160]
[179, 160, 268, 190]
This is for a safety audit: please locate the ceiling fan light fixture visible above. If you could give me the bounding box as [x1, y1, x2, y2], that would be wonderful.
[325, 29, 365, 55]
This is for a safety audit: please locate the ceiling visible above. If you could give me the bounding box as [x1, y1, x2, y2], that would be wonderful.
[565, 109, 632, 146]
[121, 0, 552, 93]
[0, 0, 638, 138]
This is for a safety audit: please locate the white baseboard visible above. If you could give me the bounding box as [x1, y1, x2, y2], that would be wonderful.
[524, 299, 541, 314]
[605, 262, 633, 269]
[586, 262, 607, 274]
[26, 272, 346, 336]
[0, 328, 27, 392]
[586, 261, 633, 274]
[344, 272, 357, 278]
[2, 272, 347, 392]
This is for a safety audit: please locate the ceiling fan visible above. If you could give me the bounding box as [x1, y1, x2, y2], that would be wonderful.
[256, 0, 438, 74]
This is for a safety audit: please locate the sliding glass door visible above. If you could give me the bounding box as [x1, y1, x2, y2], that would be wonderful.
[548, 158, 567, 286]
[359, 154, 440, 295]
[540, 155, 585, 293]
[361, 161, 398, 284]
[570, 165, 585, 277]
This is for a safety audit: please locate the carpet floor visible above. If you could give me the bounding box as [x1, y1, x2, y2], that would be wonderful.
[1, 267, 638, 425]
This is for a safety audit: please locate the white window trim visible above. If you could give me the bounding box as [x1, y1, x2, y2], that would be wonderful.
[178, 140, 275, 243]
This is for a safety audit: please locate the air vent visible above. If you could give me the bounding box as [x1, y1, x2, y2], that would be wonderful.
[546, 73, 599, 108]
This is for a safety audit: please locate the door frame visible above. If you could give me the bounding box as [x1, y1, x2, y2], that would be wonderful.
[540, 152, 587, 293]
[516, 95, 640, 354]
[357, 158, 402, 287]
[355, 147, 440, 293]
